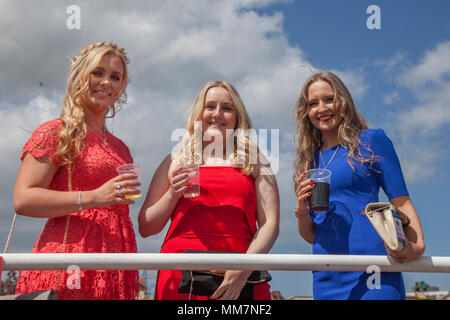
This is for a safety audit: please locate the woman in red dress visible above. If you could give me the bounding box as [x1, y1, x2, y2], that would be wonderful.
[138, 81, 280, 300]
[13, 42, 140, 299]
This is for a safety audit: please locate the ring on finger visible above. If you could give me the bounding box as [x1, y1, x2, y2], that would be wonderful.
[118, 188, 123, 197]
[116, 183, 121, 190]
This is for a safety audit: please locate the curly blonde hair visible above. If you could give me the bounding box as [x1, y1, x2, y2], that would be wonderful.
[174, 81, 259, 176]
[293, 71, 375, 184]
[54, 42, 130, 166]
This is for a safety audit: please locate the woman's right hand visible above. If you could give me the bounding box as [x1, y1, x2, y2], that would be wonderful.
[295, 171, 315, 217]
[167, 166, 190, 199]
[91, 173, 141, 207]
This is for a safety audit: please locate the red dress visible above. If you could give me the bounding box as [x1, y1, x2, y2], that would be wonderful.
[154, 166, 271, 300]
[14, 119, 139, 300]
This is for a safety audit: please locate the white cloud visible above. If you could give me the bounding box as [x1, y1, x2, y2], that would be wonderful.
[386, 41, 450, 182]
[330, 68, 368, 101]
[0, 94, 61, 167]
[374, 51, 408, 82]
[400, 42, 450, 89]
[383, 91, 399, 105]
[396, 42, 450, 137]
[0, 0, 362, 259]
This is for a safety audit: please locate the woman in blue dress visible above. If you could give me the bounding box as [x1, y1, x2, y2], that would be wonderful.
[293, 71, 425, 300]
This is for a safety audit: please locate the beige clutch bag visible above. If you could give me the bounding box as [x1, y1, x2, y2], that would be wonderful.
[361, 202, 410, 252]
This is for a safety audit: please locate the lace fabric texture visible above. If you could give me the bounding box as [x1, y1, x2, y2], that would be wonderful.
[14, 119, 139, 300]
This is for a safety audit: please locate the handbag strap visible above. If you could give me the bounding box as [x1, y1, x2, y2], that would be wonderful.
[56, 162, 72, 289]
[2, 163, 73, 290]
[3, 214, 17, 254]
[61, 162, 72, 254]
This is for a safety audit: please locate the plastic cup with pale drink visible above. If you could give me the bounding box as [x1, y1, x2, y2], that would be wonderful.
[116, 163, 142, 199]
[181, 164, 200, 198]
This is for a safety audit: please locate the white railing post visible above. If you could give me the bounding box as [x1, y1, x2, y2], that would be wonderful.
[1, 253, 450, 273]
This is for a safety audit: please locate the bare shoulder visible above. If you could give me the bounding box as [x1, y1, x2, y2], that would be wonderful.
[252, 153, 275, 180]
[17, 150, 59, 189]
[157, 154, 173, 180]
[146, 154, 173, 198]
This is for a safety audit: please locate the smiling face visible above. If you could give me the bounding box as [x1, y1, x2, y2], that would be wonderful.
[83, 52, 125, 115]
[201, 86, 237, 142]
[307, 80, 343, 139]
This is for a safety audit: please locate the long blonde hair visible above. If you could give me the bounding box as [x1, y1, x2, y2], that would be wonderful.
[54, 42, 130, 166]
[175, 81, 258, 176]
[293, 71, 374, 183]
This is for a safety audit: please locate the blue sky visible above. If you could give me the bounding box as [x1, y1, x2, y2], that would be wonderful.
[0, 0, 449, 298]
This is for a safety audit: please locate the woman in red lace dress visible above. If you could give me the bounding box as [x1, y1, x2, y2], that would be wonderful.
[138, 81, 280, 300]
[13, 42, 140, 300]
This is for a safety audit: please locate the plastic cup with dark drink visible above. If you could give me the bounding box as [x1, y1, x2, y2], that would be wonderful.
[305, 168, 331, 212]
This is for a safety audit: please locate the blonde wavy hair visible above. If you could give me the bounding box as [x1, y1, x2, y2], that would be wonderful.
[54, 42, 130, 166]
[293, 71, 375, 184]
[175, 81, 259, 176]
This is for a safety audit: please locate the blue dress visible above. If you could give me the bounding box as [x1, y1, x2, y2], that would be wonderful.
[311, 129, 409, 300]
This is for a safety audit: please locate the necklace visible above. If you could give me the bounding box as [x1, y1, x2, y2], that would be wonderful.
[87, 124, 108, 146]
[319, 145, 340, 170]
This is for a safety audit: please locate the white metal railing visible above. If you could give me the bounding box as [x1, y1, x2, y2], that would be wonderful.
[1, 253, 450, 273]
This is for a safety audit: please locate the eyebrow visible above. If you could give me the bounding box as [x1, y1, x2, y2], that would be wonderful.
[94, 67, 123, 76]
[308, 95, 334, 101]
[205, 100, 233, 105]
[205, 103, 234, 110]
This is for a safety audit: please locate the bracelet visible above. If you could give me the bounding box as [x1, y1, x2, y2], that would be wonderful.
[77, 191, 83, 211]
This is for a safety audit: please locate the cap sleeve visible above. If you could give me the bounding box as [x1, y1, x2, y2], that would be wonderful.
[369, 129, 409, 200]
[21, 119, 62, 167]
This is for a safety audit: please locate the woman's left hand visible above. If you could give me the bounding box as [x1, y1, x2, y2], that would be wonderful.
[385, 240, 415, 263]
[210, 270, 251, 300]
[386, 196, 426, 264]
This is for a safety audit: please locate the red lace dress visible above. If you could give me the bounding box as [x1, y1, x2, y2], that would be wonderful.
[14, 119, 139, 300]
[154, 166, 271, 300]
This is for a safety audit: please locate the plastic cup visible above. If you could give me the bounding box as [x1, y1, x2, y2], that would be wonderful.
[181, 164, 200, 198]
[116, 163, 141, 199]
[305, 168, 331, 212]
